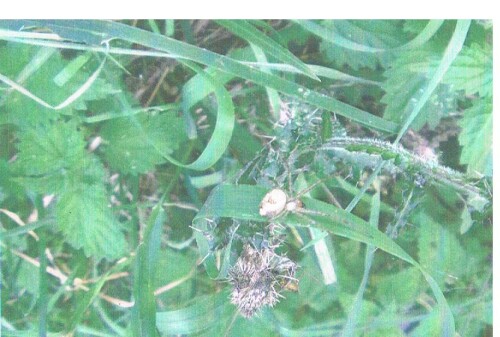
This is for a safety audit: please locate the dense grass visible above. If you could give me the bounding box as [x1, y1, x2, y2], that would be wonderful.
[0, 20, 492, 336]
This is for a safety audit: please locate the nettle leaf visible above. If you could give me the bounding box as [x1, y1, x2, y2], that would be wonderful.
[381, 50, 458, 130]
[13, 121, 126, 259]
[0, 43, 118, 127]
[416, 210, 467, 287]
[56, 183, 126, 260]
[442, 43, 492, 97]
[458, 98, 492, 176]
[319, 20, 406, 70]
[100, 112, 187, 175]
[14, 120, 86, 177]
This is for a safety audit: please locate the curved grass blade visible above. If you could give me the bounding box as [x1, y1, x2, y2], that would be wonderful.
[22, 20, 397, 133]
[216, 20, 320, 81]
[0, 42, 109, 110]
[131, 196, 166, 337]
[156, 290, 235, 336]
[193, 184, 455, 335]
[250, 44, 282, 120]
[394, 20, 471, 143]
[296, 20, 444, 53]
[169, 61, 235, 171]
[397, 20, 444, 50]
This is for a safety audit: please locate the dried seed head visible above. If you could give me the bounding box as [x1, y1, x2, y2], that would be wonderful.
[228, 244, 298, 318]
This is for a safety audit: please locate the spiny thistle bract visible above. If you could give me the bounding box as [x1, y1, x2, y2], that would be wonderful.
[228, 244, 297, 318]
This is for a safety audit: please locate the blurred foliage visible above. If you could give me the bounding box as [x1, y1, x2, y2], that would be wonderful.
[0, 20, 492, 337]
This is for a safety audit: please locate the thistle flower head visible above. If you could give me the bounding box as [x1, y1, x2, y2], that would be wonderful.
[228, 244, 297, 318]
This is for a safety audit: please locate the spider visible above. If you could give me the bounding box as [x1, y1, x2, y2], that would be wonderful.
[258, 177, 329, 220]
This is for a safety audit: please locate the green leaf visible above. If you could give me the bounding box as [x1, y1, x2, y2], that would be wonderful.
[382, 21, 472, 135]
[341, 191, 380, 337]
[100, 112, 187, 175]
[374, 267, 422, 305]
[132, 197, 166, 337]
[0, 42, 116, 127]
[416, 210, 467, 287]
[56, 183, 126, 260]
[393, 20, 471, 141]
[14, 120, 86, 178]
[312, 20, 406, 70]
[381, 66, 458, 130]
[442, 43, 492, 97]
[458, 98, 492, 176]
[216, 20, 320, 81]
[156, 291, 236, 336]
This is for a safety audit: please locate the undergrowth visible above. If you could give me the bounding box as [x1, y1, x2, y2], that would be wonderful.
[0, 20, 492, 337]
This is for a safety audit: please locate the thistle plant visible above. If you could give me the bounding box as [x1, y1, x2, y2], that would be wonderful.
[227, 244, 297, 318]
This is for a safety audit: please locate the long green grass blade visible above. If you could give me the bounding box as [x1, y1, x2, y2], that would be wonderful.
[193, 184, 455, 335]
[216, 20, 320, 80]
[156, 290, 235, 336]
[38, 231, 48, 337]
[0, 220, 51, 239]
[394, 20, 471, 143]
[296, 20, 444, 53]
[341, 191, 379, 337]
[131, 196, 166, 337]
[20, 20, 397, 133]
[250, 43, 282, 120]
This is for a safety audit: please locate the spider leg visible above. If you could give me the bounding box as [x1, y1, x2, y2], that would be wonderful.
[294, 175, 331, 200]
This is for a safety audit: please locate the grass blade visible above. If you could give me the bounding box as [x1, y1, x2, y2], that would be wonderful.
[156, 291, 235, 336]
[341, 191, 379, 337]
[296, 20, 444, 53]
[216, 20, 320, 81]
[131, 196, 166, 337]
[394, 20, 471, 143]
[21, 20, 397, 133]
[250, 43, 282, 120]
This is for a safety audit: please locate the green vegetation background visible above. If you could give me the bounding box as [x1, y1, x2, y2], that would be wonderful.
[0, 20, 492, 336]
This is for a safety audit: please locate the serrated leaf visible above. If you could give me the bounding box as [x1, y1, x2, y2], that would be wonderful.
[458, 98, 492, 176]
[416, 211, 467, 287]
[317, 20, 406, 70]
[375, 267, 421, 305]
[381, 50, 458, 130]
[410, 309, 442, 337]
[0, 42, 117, 127]
[56, 183, 126, 260]
[443, 43, 492, 97]
[14, 120, 86, 177]
[100, 112, 187, 175]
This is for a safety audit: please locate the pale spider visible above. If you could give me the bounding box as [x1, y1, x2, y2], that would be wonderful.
[258, 177, 330, 220]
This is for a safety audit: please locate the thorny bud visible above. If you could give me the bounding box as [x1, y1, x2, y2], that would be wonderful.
[228, 244, 298, 318]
